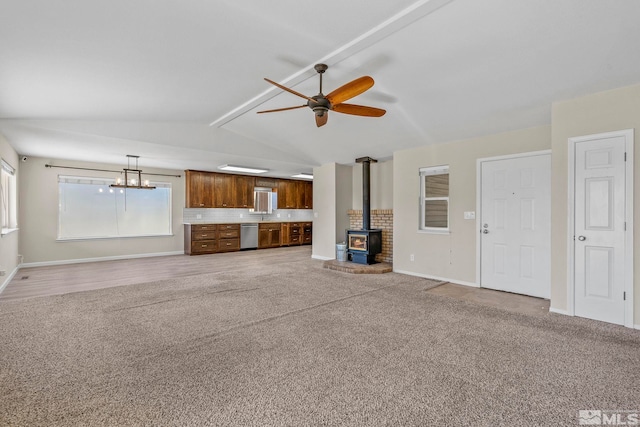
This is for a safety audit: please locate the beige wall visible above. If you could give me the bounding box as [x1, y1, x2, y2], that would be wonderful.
[393, 126, 551, 284]
[19, 157, 185, 264]
[551, 83, 640, 322]
[312, 163, 353, 260]
[0, 134, 19, 289]
[352, 159, 393, 210]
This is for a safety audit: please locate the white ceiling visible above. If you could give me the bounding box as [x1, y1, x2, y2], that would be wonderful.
[2, 0, 640, 177]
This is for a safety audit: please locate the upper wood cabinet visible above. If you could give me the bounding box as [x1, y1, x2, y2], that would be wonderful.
[278, 179, 312, 209]
[300, 181, 313, 209]
[185, 170, 215, 208]
[277, 179, 298, 209]
[234, 175, 255, 208]
[186, 171, 311, 210]
[213, 173, 235, 208]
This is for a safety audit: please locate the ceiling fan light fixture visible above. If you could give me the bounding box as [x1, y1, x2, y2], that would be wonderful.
[292, 173, 313, 180]
[218, 164, 269, 174]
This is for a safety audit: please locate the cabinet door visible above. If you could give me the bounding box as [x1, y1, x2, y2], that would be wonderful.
[235, 175, 255, 208]
[278, 180, 298, 209]
[214, 173, 235, 208]
[185, 170, 215, 208]
[303, 181, 313, 209]
[270, 228, 281, 247]
[258, 227, 270, 248]
[280, 223, 290, 245]
[294, 181, 305, 209]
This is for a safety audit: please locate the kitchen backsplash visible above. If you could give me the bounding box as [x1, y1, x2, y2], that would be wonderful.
[183, 208, 314, 223]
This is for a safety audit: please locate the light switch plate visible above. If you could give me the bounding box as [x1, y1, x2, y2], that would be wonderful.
[464, 211, 475, 220]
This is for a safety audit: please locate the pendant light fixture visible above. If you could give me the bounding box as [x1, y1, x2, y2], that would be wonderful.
[109, 155, 156, 189]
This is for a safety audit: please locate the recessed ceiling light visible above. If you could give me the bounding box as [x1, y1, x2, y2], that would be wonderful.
[218, 164, 268, 174]
[292, 173, 313, 179]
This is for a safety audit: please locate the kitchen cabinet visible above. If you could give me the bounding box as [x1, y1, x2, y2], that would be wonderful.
[184, 223, 240, 255]
[277, 179, 298, 209]
[234, 175, 255, 208]
[186, 171, 311, 210]
[184, 224, 218, 254]
[258, 223, 281, 248]
[185, 170, 215, 208]
[217, 223, 240, 252]
[214, 173, 235, 208]
[301, 181, 313, 209]
[302, 222, 312, 245]
[281, 222, 301, 246]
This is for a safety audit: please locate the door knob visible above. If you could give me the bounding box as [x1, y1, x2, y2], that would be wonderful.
[578, 235, 586, 241]
[482, 229, 489, 234]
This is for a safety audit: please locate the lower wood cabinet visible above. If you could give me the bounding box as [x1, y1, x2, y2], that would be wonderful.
[258, 223, 281, 248]
[186, 222, 311, 255]
[185, 223, 240, 255]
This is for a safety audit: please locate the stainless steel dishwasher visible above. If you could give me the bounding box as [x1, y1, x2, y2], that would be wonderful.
[240, 223, 258, 249]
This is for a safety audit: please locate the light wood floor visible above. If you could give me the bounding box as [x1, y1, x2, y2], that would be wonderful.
[1, 247, 550, 317]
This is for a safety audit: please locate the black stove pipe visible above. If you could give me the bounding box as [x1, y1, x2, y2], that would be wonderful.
[356, 156, 377, 231]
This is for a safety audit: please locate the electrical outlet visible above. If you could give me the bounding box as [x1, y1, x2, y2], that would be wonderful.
[196, 214, 202, 220]
[277, 213, 281, 218]
[314, 212, 318, 218]
[410, 254, 415, 262]
[288, 214, 291, 218]
[239, 213, 243, 218]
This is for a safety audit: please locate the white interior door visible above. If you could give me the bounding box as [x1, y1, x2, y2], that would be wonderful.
[480, 154, 551, 298]
[573, 135, 627, 325]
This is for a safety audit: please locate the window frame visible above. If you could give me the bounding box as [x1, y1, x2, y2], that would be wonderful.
[1, 159, 18, 236]
[419, 165, 450, 233]
[57, 175, 173, 241]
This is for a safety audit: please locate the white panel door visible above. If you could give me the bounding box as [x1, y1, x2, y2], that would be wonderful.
[480, 154, 551, 298]
[574, 136, 626, 325]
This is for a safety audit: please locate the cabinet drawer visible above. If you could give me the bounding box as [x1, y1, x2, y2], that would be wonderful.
[218, 224, 240, 231]
[290, 226, 301, 235]
[191, 240, 217, 254]
[303, 234, 312, 244]
[290, 235, 301, 244]
[191, 224, 217, 232]
[218, 238, 240, 251]
[192, 231, 216, 241]
[218, 230, 239, 239]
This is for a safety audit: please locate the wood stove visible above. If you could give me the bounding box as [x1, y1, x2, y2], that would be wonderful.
[346, 229, 382, 264]
[346, 156, 382, 265]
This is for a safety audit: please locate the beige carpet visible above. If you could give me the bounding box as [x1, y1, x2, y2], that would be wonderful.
[1, 251, 639, 426]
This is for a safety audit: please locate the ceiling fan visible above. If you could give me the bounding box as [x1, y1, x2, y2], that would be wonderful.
[257, 64, 386, 127]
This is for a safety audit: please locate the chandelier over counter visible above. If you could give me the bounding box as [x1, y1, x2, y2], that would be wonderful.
[109, 155, 156, 190]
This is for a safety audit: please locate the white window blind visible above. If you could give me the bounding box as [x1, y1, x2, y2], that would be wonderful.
[58, 175, 172, 240]
[1, 159, 17, 233]
[419, 165, 449, 231]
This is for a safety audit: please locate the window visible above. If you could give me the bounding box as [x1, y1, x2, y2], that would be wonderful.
[420, 165, 449, 231]
[1, 159, 18, 235]
[58, 175, 172, 240]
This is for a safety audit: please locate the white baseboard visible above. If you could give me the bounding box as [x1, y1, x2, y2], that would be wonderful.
[549, 307, 571, 316]
[393, 269, 479, 287]
[0, 265, 20, 294]
[312, 254, 334, 261]
[20, 251, 185, 268]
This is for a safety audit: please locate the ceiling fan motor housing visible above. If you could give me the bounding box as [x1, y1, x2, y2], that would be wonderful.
[310, 95, 330, 116]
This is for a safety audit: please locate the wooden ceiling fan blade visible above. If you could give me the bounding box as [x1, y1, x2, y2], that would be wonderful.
[264, 78, 315, 102]
[315, 113, 328, 127]
[326, 76, 374, 105]
[257, 105, 307, 114]
[332, 103, 386, 117]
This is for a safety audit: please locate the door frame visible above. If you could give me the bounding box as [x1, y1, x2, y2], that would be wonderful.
[475, 149, 552, 291]
[567, 129, 634, 328]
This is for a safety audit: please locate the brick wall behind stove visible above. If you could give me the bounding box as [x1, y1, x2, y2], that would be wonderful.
[347, 209, 393, 263]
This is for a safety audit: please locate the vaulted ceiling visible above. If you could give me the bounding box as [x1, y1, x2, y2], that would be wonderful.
[2, 0, 640, 177]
